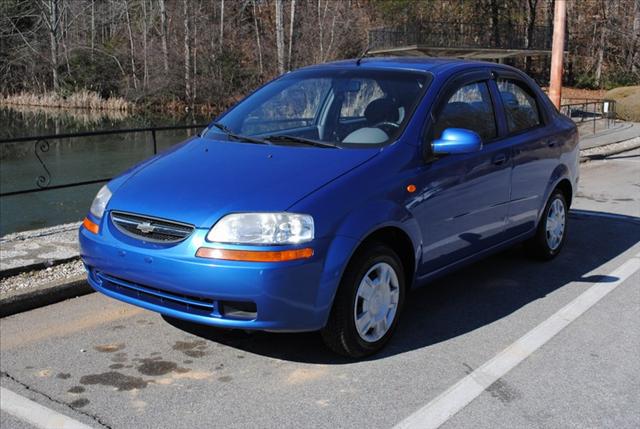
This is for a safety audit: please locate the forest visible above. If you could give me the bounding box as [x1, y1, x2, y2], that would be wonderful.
[1, 0, 639, 114]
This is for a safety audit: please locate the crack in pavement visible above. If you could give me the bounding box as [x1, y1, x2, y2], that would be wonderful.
[1, 370, 113, 429]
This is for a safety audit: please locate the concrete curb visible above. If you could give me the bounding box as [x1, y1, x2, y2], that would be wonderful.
[580, 137, 640, 162]
[0, 275, 93, 318]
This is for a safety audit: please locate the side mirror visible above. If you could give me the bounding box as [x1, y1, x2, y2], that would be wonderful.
[431, 128, 482, 155]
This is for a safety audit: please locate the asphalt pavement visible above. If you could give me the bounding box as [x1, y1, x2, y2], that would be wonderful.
[1, 149, 639, 429]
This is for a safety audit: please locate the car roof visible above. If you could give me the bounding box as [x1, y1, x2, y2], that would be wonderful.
[298, 56, 520, 77]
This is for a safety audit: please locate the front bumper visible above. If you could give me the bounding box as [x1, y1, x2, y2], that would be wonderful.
[79, 214, 351, 332]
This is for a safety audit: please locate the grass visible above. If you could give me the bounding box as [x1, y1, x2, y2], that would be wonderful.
[0, 90, 133, 112]
[604, 86, 640, 122]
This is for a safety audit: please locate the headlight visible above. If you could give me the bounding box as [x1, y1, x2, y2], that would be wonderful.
[207, 213, 314, 245]
[89, 185, 112, 218]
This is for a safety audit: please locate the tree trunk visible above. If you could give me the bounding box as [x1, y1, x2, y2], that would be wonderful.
[183, 0, 191, 103]
[142, 0, 149, 89]
[159, 0, 169, 74]
[631, 0, 640, 73]
[90, 0, 95, 62]
[594, 2, 608, 88]
[124, 0, 138, 90]
[252, 0, 263, 75]
[525, 0, 538, 73]
[287, 0, 296, 70]
[47, 0, 60, 92]
[275, 0, 285, 74]
[489, 0, 500, 47]
[219, 0, 224, 52]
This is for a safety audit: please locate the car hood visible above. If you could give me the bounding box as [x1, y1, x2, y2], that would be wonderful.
[108, 137, 378, 228]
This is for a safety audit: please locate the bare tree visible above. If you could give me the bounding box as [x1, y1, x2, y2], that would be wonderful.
[39, 0, 62, 91]
[288, 0, 296, 70]
[219, 0, 224, 52]
[183, 0, 191, 103]
[142, 0, 149, 89]
[275, 0, 285, 74]
[252, 0, 264, 75]
[159, 0, 169, 74]
[123, 0, 139, 90]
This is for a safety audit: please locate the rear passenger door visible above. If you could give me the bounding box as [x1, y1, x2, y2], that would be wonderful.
[492, 75, 558, 238]
[413, 71, 512, 275]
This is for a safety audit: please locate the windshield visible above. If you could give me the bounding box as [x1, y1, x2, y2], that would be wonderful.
[204, 69, 431, 148]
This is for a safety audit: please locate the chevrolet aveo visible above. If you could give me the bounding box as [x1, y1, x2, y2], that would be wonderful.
[80, 58, 578, 357]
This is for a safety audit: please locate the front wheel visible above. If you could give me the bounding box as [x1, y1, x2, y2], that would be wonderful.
[321, 243, 405, 358]
[526, 189, 568, 260]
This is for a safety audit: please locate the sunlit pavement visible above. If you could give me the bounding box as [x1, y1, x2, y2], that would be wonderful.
[1, 149, 639, 429]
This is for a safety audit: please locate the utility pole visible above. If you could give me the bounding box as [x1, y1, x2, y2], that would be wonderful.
[549, 0, 566, 109]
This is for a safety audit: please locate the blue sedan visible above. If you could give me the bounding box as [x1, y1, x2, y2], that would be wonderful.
[80, 58, 578, 357]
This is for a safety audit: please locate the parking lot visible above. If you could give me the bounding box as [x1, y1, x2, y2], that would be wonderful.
[1, 149, 639, 429]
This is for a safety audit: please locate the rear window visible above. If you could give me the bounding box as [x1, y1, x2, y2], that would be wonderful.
[497, 79, 541, 133]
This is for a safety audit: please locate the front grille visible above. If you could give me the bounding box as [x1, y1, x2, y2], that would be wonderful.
[110, 211, 194, 243]
[96, 272, 215, 316]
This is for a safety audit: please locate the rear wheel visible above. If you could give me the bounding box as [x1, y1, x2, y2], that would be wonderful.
[321, 243, 405, 358]
[526, 189, 568, 260]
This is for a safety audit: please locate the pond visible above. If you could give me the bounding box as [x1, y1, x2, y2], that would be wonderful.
[0, 106, 211, 236]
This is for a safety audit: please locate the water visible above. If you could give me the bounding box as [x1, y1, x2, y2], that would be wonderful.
[0, 106, 211, 235]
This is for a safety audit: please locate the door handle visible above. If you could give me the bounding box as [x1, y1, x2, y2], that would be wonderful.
[492, 153, 507, 165]
[547, 139, 557, 147]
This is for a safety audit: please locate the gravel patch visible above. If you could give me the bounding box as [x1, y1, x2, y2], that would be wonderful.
[0, 258, 85, 295]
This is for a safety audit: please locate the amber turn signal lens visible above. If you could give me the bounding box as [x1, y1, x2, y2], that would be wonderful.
[406, 184, 417, 193]
[83, 217, 100, 234]
[196, 247, 314, 262]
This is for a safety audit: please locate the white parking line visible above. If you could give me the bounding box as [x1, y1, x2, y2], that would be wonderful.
[394, 250, 640, 429]
[0, 387, 95, 429]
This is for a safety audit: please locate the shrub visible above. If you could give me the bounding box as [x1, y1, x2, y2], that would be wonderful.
[605, 86, 640, 122]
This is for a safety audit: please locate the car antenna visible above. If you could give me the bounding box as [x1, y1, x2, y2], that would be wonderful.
[356, 47, 370, 66]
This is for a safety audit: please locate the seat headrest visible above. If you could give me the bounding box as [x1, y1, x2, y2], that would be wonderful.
[364, 98, 399, 124]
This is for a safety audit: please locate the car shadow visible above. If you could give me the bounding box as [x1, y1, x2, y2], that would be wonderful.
[164, 210, 640, 364]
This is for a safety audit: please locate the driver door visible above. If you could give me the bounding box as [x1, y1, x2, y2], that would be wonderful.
[410, 73, 512, 275]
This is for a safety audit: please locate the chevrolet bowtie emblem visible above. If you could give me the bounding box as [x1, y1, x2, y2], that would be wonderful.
[136, 222, 155, 234]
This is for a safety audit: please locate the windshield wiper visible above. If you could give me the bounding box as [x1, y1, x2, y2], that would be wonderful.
[209, 122, 272, 145]
[263, 134, 340, 149]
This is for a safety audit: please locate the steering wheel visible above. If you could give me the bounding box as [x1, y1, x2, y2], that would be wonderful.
[373, 121, 400, 135]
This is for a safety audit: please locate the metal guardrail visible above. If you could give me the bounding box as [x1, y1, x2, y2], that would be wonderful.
[369, 22, 559, 52]
[560, 99, 617, 135]
[0, 124, 207, 197]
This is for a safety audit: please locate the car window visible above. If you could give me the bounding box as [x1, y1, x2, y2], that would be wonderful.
[497, 79, 541, 133]
[240, 78, 331, 134]
[339, 79, 385, 119]
[209, 69, 430, 147]
[434, 81, 497, 142]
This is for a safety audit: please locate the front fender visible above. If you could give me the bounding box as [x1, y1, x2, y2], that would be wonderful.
[313, 200, 422, 327]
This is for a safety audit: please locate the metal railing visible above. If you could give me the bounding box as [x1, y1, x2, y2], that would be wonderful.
[559, 99, 617, 135]
[0, 124, 207, 198]
[369, 22, 559, 52]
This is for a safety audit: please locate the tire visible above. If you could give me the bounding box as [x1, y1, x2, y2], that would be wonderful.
[321, 243, 405, 358]
[526, 189, 568, 260]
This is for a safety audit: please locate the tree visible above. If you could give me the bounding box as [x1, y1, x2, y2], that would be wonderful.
[275, 0, 285, 74]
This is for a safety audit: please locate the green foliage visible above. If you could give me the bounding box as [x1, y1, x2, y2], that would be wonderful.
[603, 71, 640, 90]
[574, 73, 599, 90]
